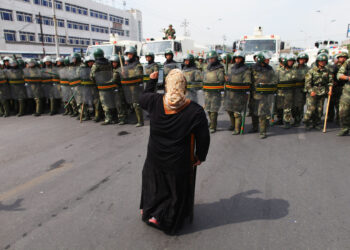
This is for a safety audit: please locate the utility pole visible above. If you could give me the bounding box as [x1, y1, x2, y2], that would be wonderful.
[222, 34, 227, 52]
[52, 1, 60, 58]
[38, 12, 46, 57]
[181, 19, 190, 37]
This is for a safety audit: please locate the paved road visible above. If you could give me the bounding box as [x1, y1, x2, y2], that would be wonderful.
[0, 110, 349, 250]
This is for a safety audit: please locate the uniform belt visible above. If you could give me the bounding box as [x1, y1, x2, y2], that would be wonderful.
[202, 85, 224, 90]
[24, 78, 41, 83]
[52, 78, 60, 83]
[295, 82, 304, 87]
[9, 80, 25, 84]
[97, 84, 117, 90]
[187, 84, 202, 89]
[42, 79, 53, 83]
[60, 80, 69, 85]
[256, 87, 277, 93]
[81, 81, 94, 85]
[143, 76, 150, 81]
[69, 80, 81, 86]
[121, 78, 143, 85]
[225, 84, 250, 91]
[277, 82, 295, 88]
[0, 80, 7, 84]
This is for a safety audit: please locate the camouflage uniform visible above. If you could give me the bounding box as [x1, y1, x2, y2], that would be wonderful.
[143, 60, 159, 92]
[112, 66, 128, 124]
[164, 27, 176, 39]
[182, 60, 202, 103]
[225, 61, 251, 134]
[336, 59, 350, 135]
[303, 64, 333, 129]
[79, 63, 95, 121]
[202, 57, 225, 133]
[6, 64, 26, 116]
[293, 63, 309, 125]
[276, 64, 296, 127]
[59, 60, 73, 115]
[90, 58, 115, 125]
[0, 68, 10, 116]
[251, 60, 277, 138]
[68, 63, 81, 118]
[328, 61, 346, 123]
[23, 63, 43, 116]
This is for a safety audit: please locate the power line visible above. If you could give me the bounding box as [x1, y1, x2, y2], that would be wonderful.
[181, 19, 190, 37]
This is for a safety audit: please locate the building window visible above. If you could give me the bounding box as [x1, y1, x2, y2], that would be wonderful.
[91, 25, 108, 34]
[38, 34, 55, 43]
[36, 15, 54, 26]
[68, 36, 90, 46]
[57, 19, 64, 27]
[110, 28, 124, 36]
[58, 36, 66, 44]
[55, 1, 62, 10]
[19, 31, 35, 42]
[110, 15, 124, 24]
[67, 21, 89, 31]
[17, 12, 33, 23]
[125, 18, 129, 25]
[34, 0, 53, 7]
[23, 0, 30, 2]
[0, 8, 13, 21]
[4, 30, 16, 41]
[65, 3, 87, 16]
[90, 9, 107, 20]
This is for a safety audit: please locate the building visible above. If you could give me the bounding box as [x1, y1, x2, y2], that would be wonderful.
[0, 0, 142, 58]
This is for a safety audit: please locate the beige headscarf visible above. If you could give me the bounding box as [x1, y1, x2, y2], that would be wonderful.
[163, 69, 189, 112]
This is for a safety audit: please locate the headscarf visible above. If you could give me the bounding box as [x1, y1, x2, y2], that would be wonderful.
[163, 69, 188, 111]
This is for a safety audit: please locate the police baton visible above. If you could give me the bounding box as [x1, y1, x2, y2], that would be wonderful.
[323, 86, 333, 133]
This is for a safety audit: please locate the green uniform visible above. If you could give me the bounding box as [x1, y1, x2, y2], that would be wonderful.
[68, 65, 80, 117]
[293, 63, 309, 125]
[23, 66, 43, 115]
[251, 63, 277, 137]
[336, 59, 350, 134]
[224, 63, 251, 134]
[328, 62, 346, 123]
[112, 67, 128, 123]
[276, 66, 296, 126]
[164, 28, 176, 39]
[202, 62, 225, 132]
[143, 62, 159, 92]
[90, 58, 115, 124]
[7, 67, 26, 116]
[120, 59, 144, 126]
[182, 65, 202, 103]
[0, 68, 10, 116]
[163, 59, 179, 85]
[303, 65, 333, 128]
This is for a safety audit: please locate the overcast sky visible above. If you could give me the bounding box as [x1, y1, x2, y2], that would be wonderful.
[102, 0, 350, 48]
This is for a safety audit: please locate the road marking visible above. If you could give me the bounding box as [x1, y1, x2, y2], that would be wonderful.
[0, 163, 72, 202]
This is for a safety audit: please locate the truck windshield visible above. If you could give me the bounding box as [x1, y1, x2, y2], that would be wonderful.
[141, 41, 172, 55]
[86, 45, 114, 58]
[239, 40, 276, 53]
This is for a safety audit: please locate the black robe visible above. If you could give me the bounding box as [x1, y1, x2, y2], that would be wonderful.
[139, 80, 210, 234]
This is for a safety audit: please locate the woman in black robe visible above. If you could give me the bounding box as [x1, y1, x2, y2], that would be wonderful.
[139, 69, 210, 235]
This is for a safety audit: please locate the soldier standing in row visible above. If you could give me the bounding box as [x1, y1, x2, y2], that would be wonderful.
[79, 56, 95, 121]
[196, 56, 206, 72]
[23, 59, 43, 116]
[182, 54, 202, 103]
[250, 52, 277, 139]
[121, 46, 144, 127]
[143, 52, 159, 91]
[163, 49, 179, 87]
[7, 59, 26, 116]
[276, 54, 296, 129]
[110, 54, 128, 125]
[68, 53, 82, 118]
[293, 52, 309, 126]
[224, 51, 251, 135]
[0, 63, 10, 117]
[59, 56, 72, 116]
[202, 50, 225, 133]
[328, 52, 349, 124]
[303, 53, 333, 130]
[91, 49, 116, 125]
[336, 57, 350, 136]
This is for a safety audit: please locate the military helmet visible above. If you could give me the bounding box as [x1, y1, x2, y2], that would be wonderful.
[17, 58, 25, 68]
[194, 55, 199, 61]
[28, 58, 37, 67]
[3, 56, 11, 61]
[256, 52, 268, 63]
[198, 56, 204, 60]
[316, 53, 328, 64]
[183, 54, 195, 63]
[71, 53, 82, 63]
[84, 56, 95, 63]
[279, 53, 287, 63]
[0, 60, 3, 66]
[233, 51, 245, 61]
[93, 48, 104, 59]
[145, 52, 155, 59]
[9, 58, 18, 67]
[336, 51, 349, 58]
[56, 57, 64, 63]
[297, 52, 309, 62]
[262, 50, 272, 59]
[318, 48, 329, 55]
[64, 56, 71, 66]
[286, 54, 296, 61]
[43, 56, 52, 63]
[164, 49, 174, 57]
[124, 46, 137, 56]
[109, 54, 120, 62]
[207, 50, 218, 59]
[220, 53, 232, 63]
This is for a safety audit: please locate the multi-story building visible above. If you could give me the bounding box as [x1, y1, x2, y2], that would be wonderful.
[0, 0, 142, 58]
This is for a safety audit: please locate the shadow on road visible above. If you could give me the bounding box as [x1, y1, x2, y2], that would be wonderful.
[0, 198, 25, 211]
[180, 190, 289, 235]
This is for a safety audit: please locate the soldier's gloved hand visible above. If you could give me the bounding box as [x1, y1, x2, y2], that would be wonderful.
[311, 91, 316, 97]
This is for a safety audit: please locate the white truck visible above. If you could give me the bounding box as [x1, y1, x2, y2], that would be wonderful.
[139, 37, 209, 64]
[86, 34, 142, 59]
[233, 26, 289, 69]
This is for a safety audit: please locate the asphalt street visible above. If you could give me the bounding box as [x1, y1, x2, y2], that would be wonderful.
[0, 105, 350, 250]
